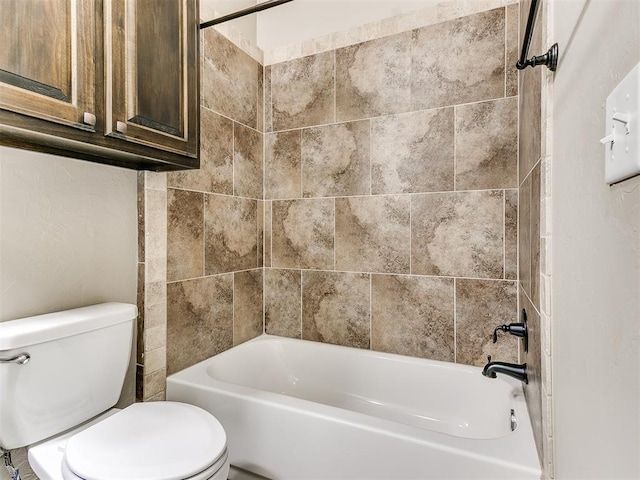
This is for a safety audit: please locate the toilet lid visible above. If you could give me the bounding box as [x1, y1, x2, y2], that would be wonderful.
[64, 402, 227, 480]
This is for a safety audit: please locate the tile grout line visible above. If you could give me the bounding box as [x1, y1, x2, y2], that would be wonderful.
[267, 95, 520, 136]
[409, 195, 413, 275]
[453, 277, 457, 364]
[369, 274, 373, 351]
[202, 193, 206, 279]
[232, 122, 236, 196]
[453, 106, 457, 192]
[333, 197, 337, 271]
[503, 190, 506, 280]
[504, 5, 508, 98]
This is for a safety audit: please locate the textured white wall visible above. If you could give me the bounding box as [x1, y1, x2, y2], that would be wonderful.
[551, 0, 640, 478]
[256, 0, 439, 50]
[0, 147, 137, 322]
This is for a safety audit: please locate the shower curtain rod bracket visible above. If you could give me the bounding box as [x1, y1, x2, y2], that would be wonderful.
[516, 0, 558, 72]
[517, 42, 558, 71]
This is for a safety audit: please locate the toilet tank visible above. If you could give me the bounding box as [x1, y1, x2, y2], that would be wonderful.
[0, 303, 136, 450]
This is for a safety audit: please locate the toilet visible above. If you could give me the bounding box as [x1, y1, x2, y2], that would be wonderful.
[0, 303, 230, 480]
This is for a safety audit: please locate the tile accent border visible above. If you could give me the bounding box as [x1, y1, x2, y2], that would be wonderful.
[263, 0, 519, 65]
[136, 171, 168, 402]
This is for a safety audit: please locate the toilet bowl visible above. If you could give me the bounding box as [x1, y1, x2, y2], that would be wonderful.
[29, 402, 230, 480]
[0, 303, 230, 480]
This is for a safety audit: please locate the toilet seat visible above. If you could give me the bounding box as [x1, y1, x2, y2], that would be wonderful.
[62, 402, 228, 480]
[61, 447, 229, 480]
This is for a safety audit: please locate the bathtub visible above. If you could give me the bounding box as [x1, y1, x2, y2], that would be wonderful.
[166, 335, 541, 479]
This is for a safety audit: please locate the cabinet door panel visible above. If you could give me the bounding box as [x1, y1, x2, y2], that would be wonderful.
[107, 0, 198, 158]
[0, 0, 95, 130]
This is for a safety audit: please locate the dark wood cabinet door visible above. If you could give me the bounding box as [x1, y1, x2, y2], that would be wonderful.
[106, 0, 198, 159]
[0, 0, 97, 131]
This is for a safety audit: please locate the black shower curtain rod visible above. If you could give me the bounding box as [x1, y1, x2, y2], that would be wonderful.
[200, 0, 295, 29]
[516, 0, 558, 71]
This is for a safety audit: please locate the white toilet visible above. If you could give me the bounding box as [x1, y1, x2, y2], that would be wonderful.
[0, 303, 230, 480]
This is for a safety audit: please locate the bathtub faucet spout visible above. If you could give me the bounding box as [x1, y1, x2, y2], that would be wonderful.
[482, 356, 528, 384]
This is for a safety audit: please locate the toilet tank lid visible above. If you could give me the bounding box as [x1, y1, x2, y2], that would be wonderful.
[0, 303, 137, 351]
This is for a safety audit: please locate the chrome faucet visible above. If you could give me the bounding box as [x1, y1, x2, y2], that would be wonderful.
[482, 356, 528, 384]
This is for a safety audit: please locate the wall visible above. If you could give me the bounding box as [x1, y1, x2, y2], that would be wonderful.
[551, 0, 640, 478]
[0, 147, 137, 321]
[0, 146, 138, 480]
[262, 5, 522, 367]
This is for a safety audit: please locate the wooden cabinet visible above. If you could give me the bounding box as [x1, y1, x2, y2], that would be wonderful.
[0, 0, 97, 131]
[0, 0, 199, 171]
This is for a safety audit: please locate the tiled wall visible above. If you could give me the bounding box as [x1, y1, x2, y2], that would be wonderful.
[517, 0, 552, 477]
[164, 28, 264, 377]
[262, 6, 522, 367]
[136, 0, 527, 409]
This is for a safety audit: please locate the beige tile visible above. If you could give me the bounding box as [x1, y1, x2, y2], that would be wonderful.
[371, 108, 454, 194]
[144, 171, 167, 191]
[455, 97, 518, 190]
[167, 189, 204, 282]
[143, 368, 166, 400]
[455, 279, 518, 366]
[335, 196, 410, 274]
[521, 287, 543, 464]
[204, 194, 258, 274]
[301, 120, 370, 198]
[257, 64, 264, 133]
[531, 163, 541, 308]
[144, 324, 166, 352]
[234, 123, 263, 199]
[145, 390, 166, 402]
[271, 199, 334, 270]
[302, 271, 370, 349]
[257, 201, 264, 268]
[265, 130, 302, 200]
[264, 201, 272, 267]
[137, 175, 145, 262]
[505, 189, 518, 280]
[411, 191, 504, 278]
[372, 274, 454, 361]
[234, 270, 264, 345]
[411, 8, 505, 110]
[167, 275, 233, 374]
[168, 108, 233, 195]
[519, 66, 542, 184]
[519, 173, 532, 295]
[506, 3, 519, 96]
[144, 298, 166, 330]
[136, 265, 145, 364]
[518, 0, 542, 184]
[146, 256, 166, 284]
[202, 28, 260, 129]
[144, 346, 166, 374]
[335, 32, 411, 121]
[265, 66, 272, 132]
[271, 51, 335, 131]
[265, 269, 302, 339]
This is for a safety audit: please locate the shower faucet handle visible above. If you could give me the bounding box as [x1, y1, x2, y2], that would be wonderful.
[491, 310, 529, 353]
[492, 325, 508, 343]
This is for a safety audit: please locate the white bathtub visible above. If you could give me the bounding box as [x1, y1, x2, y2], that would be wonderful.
[166, 335, 540, 479]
